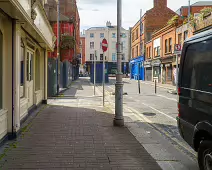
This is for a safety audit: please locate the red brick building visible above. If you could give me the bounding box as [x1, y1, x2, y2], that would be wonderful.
[80, 35, 86, 65]
[131, 0, 176, 60]
[145, 1, 212, 84]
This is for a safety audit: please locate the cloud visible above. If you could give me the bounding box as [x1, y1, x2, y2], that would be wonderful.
[78, 0, 114, 5]
[92, 9, 99, 11]
[78, 7, 84, 11]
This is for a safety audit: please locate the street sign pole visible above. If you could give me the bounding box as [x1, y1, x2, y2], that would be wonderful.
[94, 50, 96, 96]
[176, 54, 179, 94]
[174, 44, 181, 95]
[138, 63, 141, 94]
[103, 52, 105, 106]
[101, 39, 108, 106]
[114, 0, 124, 126]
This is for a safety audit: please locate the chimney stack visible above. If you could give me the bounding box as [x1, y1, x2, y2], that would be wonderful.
[154, 0, 167, 8]
[106, 21, 111, 27]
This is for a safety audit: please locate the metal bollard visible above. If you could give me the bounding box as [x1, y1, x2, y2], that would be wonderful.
[155, 79, 157, 94]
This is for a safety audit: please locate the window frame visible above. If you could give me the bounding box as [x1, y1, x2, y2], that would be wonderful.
[100, 33, 104, 38]
[90, 54, 94, 60]
[90, 42, 94, 49]
[90, 33, 94, 38]
[169, 38, 172, 53]
[112, 33, 116, 38]
[165, 39, 168, 53]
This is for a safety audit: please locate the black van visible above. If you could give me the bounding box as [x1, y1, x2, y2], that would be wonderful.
[177, 29, 212, 170]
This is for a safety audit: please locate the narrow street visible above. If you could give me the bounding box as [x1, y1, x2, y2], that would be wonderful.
[96, 78, 199, 170]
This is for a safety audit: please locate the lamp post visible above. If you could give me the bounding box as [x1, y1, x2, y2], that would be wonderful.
[114, 0, 124, 126]
[56, 0, 60, 95]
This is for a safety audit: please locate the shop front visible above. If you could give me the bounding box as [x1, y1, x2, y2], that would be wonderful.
[161, 56, 174, 84]
[144, 61, 152, 81]
[152, 59, 161, 83]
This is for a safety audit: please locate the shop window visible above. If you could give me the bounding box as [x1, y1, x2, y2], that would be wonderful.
[20, 39, 25, 98]
[0, 31, 2, 108]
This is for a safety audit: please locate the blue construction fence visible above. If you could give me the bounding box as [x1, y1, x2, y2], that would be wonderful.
[90, 62, 109, 84]
[48, 58, 74, 97]
[129, 56, 145, 80]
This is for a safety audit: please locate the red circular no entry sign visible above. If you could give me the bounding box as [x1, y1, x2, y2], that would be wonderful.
[102, 38, 108, 52]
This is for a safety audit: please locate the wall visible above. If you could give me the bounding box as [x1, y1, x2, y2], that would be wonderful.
[161, 28, 176, 58]
[0, 14, 12, 140]
[108, 28, 129, 63]
[131, 21, 143, 58]
[145, 41, 152, 59]
[80, 36, 85, 64]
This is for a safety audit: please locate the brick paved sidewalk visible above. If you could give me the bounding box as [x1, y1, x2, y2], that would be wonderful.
[0, 78, 161, 170]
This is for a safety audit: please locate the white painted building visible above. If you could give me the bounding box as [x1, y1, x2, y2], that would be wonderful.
[0, 0, 55, 141]
[85, 22, 130, 75]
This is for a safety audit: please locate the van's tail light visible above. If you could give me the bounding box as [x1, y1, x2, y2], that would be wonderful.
[178, 87, 181, 95]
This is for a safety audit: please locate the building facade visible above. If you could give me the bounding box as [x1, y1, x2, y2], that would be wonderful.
[0, 0, 55, 141]
[131, 0, 176, 60]
[142, 1, 212, 84]
[79, 34, 86, 74]
[85, 22, 129, 75]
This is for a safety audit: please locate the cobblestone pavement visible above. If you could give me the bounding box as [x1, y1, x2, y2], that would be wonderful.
[0, 78, 161, 170]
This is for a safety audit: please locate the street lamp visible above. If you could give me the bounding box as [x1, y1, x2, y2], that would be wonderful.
[114, 0, 124, 127]
[56, 0, 60, 95]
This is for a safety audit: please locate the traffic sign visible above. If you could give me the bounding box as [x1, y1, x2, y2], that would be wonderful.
[174, 44, 182, 54]
[102, 38, 108, 52]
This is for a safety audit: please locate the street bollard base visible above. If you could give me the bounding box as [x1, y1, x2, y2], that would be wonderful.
[113, 118, 124, 127]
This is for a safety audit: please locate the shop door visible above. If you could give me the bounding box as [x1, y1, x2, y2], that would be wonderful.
[167, 66, 172, 83]
[145, 67, 152, 81]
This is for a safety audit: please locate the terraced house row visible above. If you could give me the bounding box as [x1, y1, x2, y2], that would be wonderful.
[130, 0, 212, 85]
[0, 0, 80, 144]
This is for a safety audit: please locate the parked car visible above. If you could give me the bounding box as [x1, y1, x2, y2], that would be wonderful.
[177, 29, 212, 170]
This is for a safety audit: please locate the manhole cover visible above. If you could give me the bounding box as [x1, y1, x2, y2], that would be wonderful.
[142, 112, 156, 116]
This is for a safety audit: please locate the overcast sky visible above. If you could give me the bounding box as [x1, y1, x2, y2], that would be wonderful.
[77, 0, 207, 32]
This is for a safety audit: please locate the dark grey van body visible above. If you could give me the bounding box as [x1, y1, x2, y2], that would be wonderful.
[177, 29, 212, 152]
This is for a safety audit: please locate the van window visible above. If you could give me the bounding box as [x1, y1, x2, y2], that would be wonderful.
[182, 39, 212, 93]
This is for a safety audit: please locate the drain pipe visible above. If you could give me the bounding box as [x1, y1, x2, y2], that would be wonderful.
[11, 19, 15, 138]
[44, 50, 46, 101]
